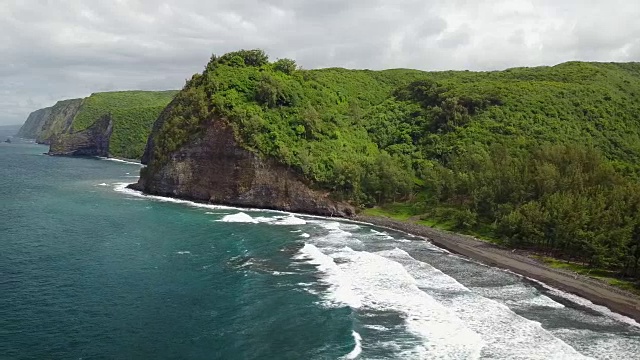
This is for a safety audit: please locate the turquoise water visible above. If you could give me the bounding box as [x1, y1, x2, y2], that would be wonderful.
[2, 140, 640, 359]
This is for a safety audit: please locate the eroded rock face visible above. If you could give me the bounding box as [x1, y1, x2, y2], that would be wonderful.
[132, 120, 355, 217]
[48, 114, 113, 157]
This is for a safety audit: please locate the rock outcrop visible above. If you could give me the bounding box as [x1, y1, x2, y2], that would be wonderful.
[132, 119, 355, 217]
[48, 114, 113, 157]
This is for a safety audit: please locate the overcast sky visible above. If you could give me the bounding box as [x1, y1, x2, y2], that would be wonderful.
[1, 0, 639, 125]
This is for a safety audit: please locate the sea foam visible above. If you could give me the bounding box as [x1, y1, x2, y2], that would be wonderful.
[528, 278, 640, 328]
[98, 157, 143, 166]
[294, 243, 362, 309]
[219, 212, 257, 223]
[343, 331, 362, 359]
[296, 244, 483, 359]
[380, 248, 589, 359]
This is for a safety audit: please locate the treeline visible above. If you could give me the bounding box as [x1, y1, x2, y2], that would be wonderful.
[419, 144, 640, 277]
[149, 50, 640, 280]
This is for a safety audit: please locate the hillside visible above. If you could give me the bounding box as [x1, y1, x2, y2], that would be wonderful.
[71, 91, 178, 158]
[17, 99, 83, 143]
[138, 50, 640, 284]
[18, 90, 177, 158]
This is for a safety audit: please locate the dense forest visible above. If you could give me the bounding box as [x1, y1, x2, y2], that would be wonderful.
[148, 50, 640, 285]
[72, 90, 178, 159]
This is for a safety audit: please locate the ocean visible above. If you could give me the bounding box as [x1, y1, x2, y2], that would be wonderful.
[1, 139, 640, 359]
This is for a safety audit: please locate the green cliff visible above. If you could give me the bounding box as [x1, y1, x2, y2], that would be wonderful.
[18, 90, 177, 159]
[71, 90, 178, 159]
[138, 50, 640, 281]
[17, 99, 83, 143]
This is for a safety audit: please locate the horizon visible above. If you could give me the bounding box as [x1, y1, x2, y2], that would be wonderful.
[2, 0, 640, 125]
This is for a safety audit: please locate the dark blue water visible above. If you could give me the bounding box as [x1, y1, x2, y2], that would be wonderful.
[1, 140, 640, 359]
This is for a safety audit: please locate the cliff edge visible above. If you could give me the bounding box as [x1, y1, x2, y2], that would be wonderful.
[131, 118, 355, 217]
[17, 99, 83, 143]
[48, 114, 113, 157]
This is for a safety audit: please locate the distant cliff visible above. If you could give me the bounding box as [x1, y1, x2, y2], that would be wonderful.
[17, 91, 176, 158]
[17, 99, 82, 143]
[16, 107, 50, 139]
[48, 114, 113, 157]
[36, 99, 84, 144]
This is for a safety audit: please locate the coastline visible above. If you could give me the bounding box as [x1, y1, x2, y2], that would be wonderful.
[118, 178, 640, 323]
[355, 214, 640, 323]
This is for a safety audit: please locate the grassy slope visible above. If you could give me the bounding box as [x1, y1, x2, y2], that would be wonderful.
[73, 90, 178, 159]
[148, 50, 640, 289]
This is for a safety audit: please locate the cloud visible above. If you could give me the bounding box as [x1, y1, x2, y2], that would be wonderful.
[1, 0, 639, 124]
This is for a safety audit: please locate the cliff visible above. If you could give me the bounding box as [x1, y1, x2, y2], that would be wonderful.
[16, 99, 83, 143]
[17, 107, 51, 139]
[17, 91, 176, 158]
[132, 118, 354, 217]
[36, 99, 84, 144]
[48, 114, 113, 156]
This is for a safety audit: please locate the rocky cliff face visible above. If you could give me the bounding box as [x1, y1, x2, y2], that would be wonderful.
[48, 114, 113, 157]
[16, 99, 83, 143]
[36, 99, 84, 144]
[132, 119, 355, 217]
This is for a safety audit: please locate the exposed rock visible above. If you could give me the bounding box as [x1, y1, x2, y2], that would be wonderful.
[132, 119, 355, 217]
[48, 114, 113, 157]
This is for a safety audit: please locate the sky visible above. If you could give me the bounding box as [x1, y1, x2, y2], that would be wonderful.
[1, 0, 639, 125]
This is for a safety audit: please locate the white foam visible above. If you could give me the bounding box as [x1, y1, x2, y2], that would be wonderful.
[294, 243, 362, 309]
[339, 223, 361, 231]
[343, 331, 362, 359]
[176, 251, 191, 255]
[364, 324, 390, 332]
[307, 220, 361, 249]
[97, 183, 109, 187]
[472, 283, 565, 309]
[113, 183, 238, 210]
[98, 157, 143, 166]
[550, 328, 640, 359]
[528, 278, 640, 328]
[380, 248, 589, 359]
[369, 229, 395, 240]
[219, 212, 257, 223]
[298, 244, 483, 359]
[300, 233, 311, 238]
[273, 215, 307, 225]
[271, 271, 297, 276]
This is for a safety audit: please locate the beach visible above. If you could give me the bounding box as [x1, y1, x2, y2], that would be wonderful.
[356, 214, 640, 323]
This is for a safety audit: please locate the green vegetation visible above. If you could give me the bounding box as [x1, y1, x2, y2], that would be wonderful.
[73, 91, 177, 158]
[149, 49, 640, 287]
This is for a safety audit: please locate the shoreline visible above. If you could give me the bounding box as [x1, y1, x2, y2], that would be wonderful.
[355, 214, 640, 323]
[119, 179, 640, 323]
